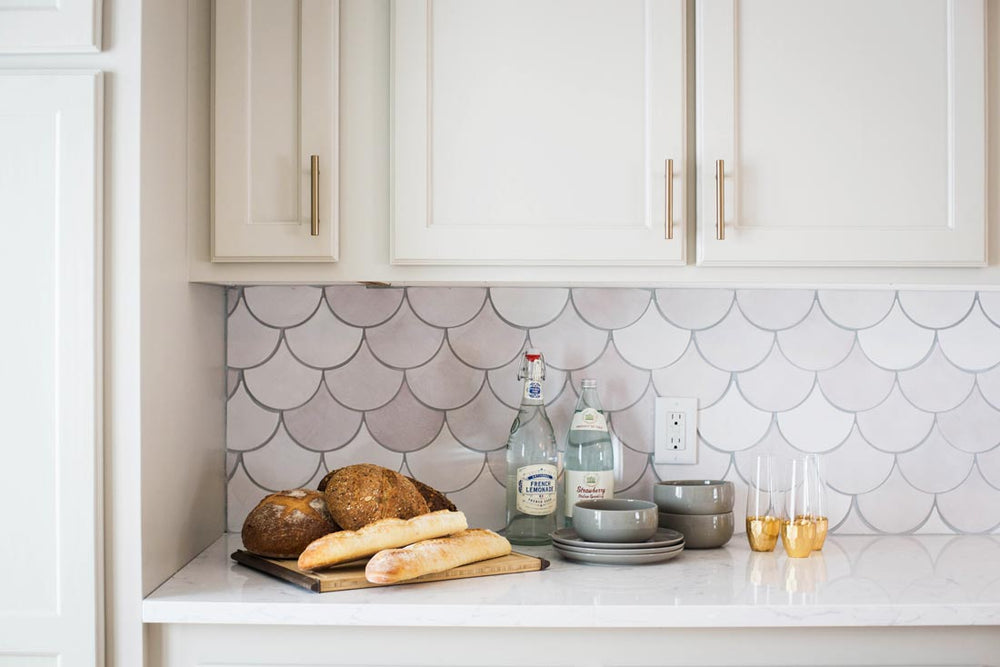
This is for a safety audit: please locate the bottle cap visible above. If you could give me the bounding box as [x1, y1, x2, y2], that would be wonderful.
[581, 378, 597, 388]
[525, 347, 542, 361]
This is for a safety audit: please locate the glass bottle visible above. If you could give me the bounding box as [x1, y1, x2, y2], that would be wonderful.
[504, 348, 558, 545]
[563, 379, 614, 527]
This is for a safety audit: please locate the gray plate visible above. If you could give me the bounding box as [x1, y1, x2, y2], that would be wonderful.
[554, 540, 685, 556]
[553, 545, 684, 565]
[550, 527, 684, 550]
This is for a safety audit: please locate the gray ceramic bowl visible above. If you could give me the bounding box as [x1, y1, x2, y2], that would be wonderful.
[653, 480, 735, 515]
[658, 511, 734, 549]
[572, 499, 659, 543]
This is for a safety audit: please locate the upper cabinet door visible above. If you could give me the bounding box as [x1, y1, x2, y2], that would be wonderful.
[0, 0, 100, 53]
[391, 0, 687, 266]
[697, 0, 986, 266]
[213, 0, 339, 262]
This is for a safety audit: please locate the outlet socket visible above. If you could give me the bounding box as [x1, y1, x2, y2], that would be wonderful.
[654, 397, 698, 464]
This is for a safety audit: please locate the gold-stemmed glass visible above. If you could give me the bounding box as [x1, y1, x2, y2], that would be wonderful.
[745, 455, 781, 552]
[805, 455, 828, 550]
[780, 458, 816, 558]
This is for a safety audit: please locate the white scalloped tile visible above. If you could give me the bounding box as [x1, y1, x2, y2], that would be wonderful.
[817, 290, 896, 330]
[366, 302, 445, 369]
[776, 387, 854, 454]
[823, 486, 853, 533]
[568, 346, 649, 412]
[978, 449, 1000, 490]
[898, 290, 976, 329]
[937, 303, 1000, 371]
[447, 466, 506, 531]
[324, 342, 404, 411]
[897, 425, 974, 493]
[976, 291, 1000, 326]
[226, 383, 280, 451]
[937, 388, 1000, 453]
[898, 346, 975, 413]
[226, 451, 240, 478]
[545, 384, 581, 447]
[322, 423, 404, 473]
[607, 387, 655, 452]
[694, 308, 774, 372]
[227, 287, 241, 314]
[529, 305, 609, 370]
[653, 438, 732, 483]
[243, 341, 323, 410]
[284, 304, 363, 369]
[699, 386, 772, 452]
[651, 344, 731, 408]
[976, 365, 1000, 409]
[407, 345, 485, 410]
[324, 285, 404, 327]
[816, 344, 896, 412]
[487, 349, 568, 409]
[616, 445, 654, 493]
[937, 469, 1000, 533]
[655, 288, 734, 330]
[449, 305, 526, 370]
[822, 426, 895, 495]
[407, 287, 487, 327]
[446, 389, 516, 452]
[834, 506, 875, 534]
[856, 467, 935, 533]
[365, 384, 445, 453]
[857, 303, 935, 371]
[405, 424, 487, 492]
[485, 448, 506, 485]
[775, 305, 855, 372]
[737, 348, 815, 412]
[612, 307, 690, 370]
[736, 289, 815, 331]
[571, 288, 650, 330]
[242, 424, 322, 491]
[913, 507, 954, 535]
[227, 369, 241, 398]
[732, 428, 801, 486]
[490, 287, 569, 327]
[227, 299, 281, 369]
[855, 385, 934, 453]
[243, 286, 322, 328]
[283, 384, 364, 452]
[227, 462, 268, 532]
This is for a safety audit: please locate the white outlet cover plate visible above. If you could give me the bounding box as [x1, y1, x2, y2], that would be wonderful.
[654, 397, 698, 464]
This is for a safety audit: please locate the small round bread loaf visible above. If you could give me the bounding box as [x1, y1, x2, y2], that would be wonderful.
[323, 464, 429, 530]
[318, 468, 457, 513]
[241, 489, 340, 559]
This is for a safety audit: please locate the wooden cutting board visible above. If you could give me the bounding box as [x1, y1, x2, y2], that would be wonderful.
[232, 550, 549, 593]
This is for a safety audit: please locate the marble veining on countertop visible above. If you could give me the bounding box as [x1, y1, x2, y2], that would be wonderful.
[142, 533, 1000, 628]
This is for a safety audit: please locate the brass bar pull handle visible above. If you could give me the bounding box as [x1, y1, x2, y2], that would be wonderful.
[310, 155, 320, 236]
[715, 159, 725, 241]
[665, 158, 674, 240]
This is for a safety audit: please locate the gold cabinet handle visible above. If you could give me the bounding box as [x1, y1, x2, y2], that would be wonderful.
[715, 159, 725, 240]
[665, 158, 674, 240]
[310, 155, 320, 236]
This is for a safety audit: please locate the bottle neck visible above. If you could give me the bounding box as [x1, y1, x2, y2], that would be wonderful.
[577, 386, 603, 412]
[520, 376, 544, 405]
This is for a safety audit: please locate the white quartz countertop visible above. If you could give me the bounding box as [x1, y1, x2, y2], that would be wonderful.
[142, 533, 1000, 628]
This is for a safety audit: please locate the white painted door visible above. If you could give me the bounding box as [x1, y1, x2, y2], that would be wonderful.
[0, 72, 102, 666]
[0, 0, 100, 53]
[697, 0, 986, 266]
[391, 0, 687, 265]
[213, 0, 339, 261]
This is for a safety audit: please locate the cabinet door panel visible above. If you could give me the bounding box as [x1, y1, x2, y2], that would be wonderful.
[0, 0, 100, 53]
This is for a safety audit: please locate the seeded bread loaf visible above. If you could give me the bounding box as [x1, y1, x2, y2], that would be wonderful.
[365, 528, 511, 584]
[323, 464, 429, 531]
[241, 489, 340, 559]
[317, 467, 456, 513]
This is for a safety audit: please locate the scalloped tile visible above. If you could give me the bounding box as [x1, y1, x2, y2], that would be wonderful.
[732, 424, 803, 480]
[937, 303, 1000, 371]
[856, 467, 935, 533]
[283, 383, 364, 452]
[897, 425, 974, 494]
[407, 287, 487, 327]
[651, 344, 731, 408]
[243, 286, 322, 328]
[652, 438, 732, 483]
[323, 342, 404, 411]
[913, 507, 954, 535]
[776, 387, 854, 454]
[487, 348, 568, 409]
[405, 424, 487, 492]
[833, 506, 875, 534]
[898, 346, 975, 413]
[898, 290, 976, 329]
[227, 299, 281, 369]
[322, 423, 404, 473]
[937, 388, 1000, 453]
[407, 345, 485, 410]
[446, 388, 516, 452]
[817, 290, 895, 330]
[978, 449, 1000, 490]
[976, 365, 1000, 409]
[857, 303, 935, 371]
[324, 285, 404, 327]
[616, 444, 653, 493]
[226, 383, 280, 451]
[937, 469, 1000, 533]
[612, 307, 690, 370]
[227, 369, 241, 398]
[364, 384, 445, 453]
[607, 386, 655, 453]
[823, 486, 853, 534]
[736, 289, 815, 331]
[490, 287, 569, 327]
[976, 291, 1000, 326]
[242, 424, 322, 491]
[226, 286, 241, 314]
[243, 340, 323, 410]
[571, 288, 650, 329]
[545, 384, 581, 446]
[856, 385, 934, 453]
[447, 466, 506, 531]
[449, 305, 526, 370]
[284, 304, 363, 369]
[226, 451, 240, 478]
[736, 347, 815, 412]
[775, 305, 855, 371]
[227, 462, 268, 532]
[366, 302, 445, 369]
[655, 288, 734, 330]
[529, 305, 609, 370]
[699, 386, 772, 452]
[822, 426, 895, 495]
[485, 448, 506, 486]
[816, 343, 896, 412]
[568, 346, 649, 412]
[694, 308, 774, 372]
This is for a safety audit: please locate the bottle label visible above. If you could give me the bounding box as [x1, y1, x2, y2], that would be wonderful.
[564, 470, 615, 517]
[570, 408, 608, 432]
[515, 464, 557, 515]
[523, 380, 543, 401]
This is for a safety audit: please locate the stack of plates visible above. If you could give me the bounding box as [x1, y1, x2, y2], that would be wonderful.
[549, 527, 685, 565]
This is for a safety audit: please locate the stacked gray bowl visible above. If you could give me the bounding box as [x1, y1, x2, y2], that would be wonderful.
[653, 480, 735, 549]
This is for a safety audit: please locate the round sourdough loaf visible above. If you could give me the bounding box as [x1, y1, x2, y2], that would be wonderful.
[318, 468, 457, 513]
[241, 488, 340, 558]
[323, 464, 429, 530]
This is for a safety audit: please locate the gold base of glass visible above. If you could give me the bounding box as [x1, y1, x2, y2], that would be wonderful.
[746, 515, 781, 552]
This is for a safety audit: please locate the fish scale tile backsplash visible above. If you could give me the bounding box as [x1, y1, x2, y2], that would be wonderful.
[226, 286, 1000, 535]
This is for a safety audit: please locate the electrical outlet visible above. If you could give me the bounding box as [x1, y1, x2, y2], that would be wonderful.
[654, 397, 698, 464]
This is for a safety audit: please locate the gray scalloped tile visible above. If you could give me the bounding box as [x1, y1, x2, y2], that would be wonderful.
[487, 348, 568, 409]
[856, 385, 934, 453]
[898, 346, 975, 413]
[227, 463, 267, 532]
[365, 384, 445, 453]
[485, 447, 506, 485]
[227, 286, 241, 314]
[490, 287, 568, 327]
[651, 344, 731, 408]
[226, 451, 240, 478]
[284, 305, 363, 369]
[897, 290, 976, 329]
[446, 389, 516, 452]
[977, 448, 1000, 490]
[324, 342, 404, 411]
[243, 341, 323, 410]
[407, 344, 485, 410]
[529, 305, 609, 370]
[937, 388, 1000, 453]
[568, 346, 649, 412]
[244, 286, 322, 328]
[242, 424, 322, 491]
[736, 289, 815, 331]
[283, 384, 364, 452]
[407, 287, 487, 327]
[857, 303, 935, 371]
[856, 467, 935, 533]
[822, 426, 895, 495]
[366, 302, 445, 369]
[405, 425, 487, 492]
[652, 437, 732, 483]
[699, 386, 772, 452]
[737, 347, 815, 412]
[776, 388, 854, 454]
[571, 288, 650, 330]
[655, 288, 734, 330]
[449, 304, 526, 370]
[227, 369, 241, 398]
[226, 383, 280, 451]
[816, 343, 896, 412]
[817, 290, 895, 330]
[612, 306, 690, 370]
[447, 467, 506, 532]
[937, 469, 1000, 533]
[694, 307, 774, 372]
[607, 386, 655, 452]
[227, 299, 280, 369]
[322, 423, 404, 472]
[324, 285, 404, 327]
[937, 303, 1000, 371]
[897, 425, 974, 494]
[775, 305, 855, 371]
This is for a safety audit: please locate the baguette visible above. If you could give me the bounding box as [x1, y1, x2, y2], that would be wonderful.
[297, 509, 467, 571]
[365, 529, 511, 584]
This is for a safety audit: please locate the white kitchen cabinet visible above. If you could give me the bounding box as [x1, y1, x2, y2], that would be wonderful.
[0, 71, 102, 665]
[390, 0, 688, 266]
[696, 0, 987, 266]
[0, 0, 101, 53]
[212, 0, 339, 261]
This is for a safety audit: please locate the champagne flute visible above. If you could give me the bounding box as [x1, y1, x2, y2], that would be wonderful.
[745, 455, 781, 552]
[805, 455, 828, 550]
[780, 458, 816, 558]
